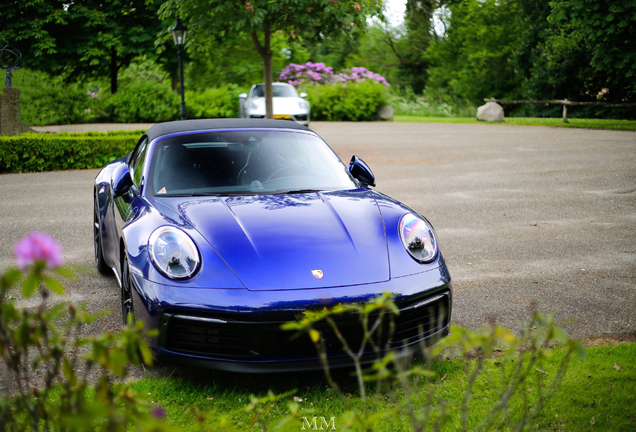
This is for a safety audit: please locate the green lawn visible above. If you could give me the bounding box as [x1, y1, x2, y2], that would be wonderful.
[393, 116, 636, 131]
[131, 342, 636, 431]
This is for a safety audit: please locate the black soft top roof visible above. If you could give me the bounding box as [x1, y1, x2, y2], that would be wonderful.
[145, 119, 311, 142]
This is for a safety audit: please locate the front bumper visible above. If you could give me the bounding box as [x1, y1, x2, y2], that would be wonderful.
[247, 113, 309, 126]
[131, 267, 452, 372]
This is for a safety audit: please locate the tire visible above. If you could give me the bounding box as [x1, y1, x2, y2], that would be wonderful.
[121, 252, 135, 325]
[94, 198, 110, 275]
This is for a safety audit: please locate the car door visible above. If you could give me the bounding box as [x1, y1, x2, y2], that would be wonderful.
[111, 136, 149, 266]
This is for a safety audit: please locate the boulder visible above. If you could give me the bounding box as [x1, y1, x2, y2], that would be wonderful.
[476, 102, 505, 122]
[377, 105, 393, 121]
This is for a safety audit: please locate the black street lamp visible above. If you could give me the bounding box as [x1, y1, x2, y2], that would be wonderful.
[171, 18, 187, 121]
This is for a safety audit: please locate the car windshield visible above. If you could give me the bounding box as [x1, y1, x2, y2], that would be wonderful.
[251, 85, 298, 98]
[147, 130, 357, 196]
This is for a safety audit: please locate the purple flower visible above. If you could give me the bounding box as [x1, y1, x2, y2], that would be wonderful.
[14, 232, 64, 270]
[279, 62, 389, 87]
[151, 407, 166, 420]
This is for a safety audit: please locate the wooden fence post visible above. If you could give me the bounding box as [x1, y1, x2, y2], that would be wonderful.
[482, 98, 636, 121]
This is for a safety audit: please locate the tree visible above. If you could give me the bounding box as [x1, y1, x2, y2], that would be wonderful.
[337, 23, 404, 88]
[306, 0, 439, 93]
[507, 0, 635, 118]
[65, 0, 165, 94]
[0, 0, 164, 94]
[305, 31, 362, 72]
[398, 0, 436, 93]
[174, 28, 307, 90]
[424, 0, 524, 105]
[547, 0, 636, 102]
[0, 0, 68, 68]
[160, 0, 383, 118]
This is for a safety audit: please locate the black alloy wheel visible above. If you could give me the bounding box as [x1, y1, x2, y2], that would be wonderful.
[94, 198, 110, 275]
[121, 253, 135, 325]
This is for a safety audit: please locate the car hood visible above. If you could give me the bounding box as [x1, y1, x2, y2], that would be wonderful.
[153, 190, 389, 290]
[248, 97, 308, 115]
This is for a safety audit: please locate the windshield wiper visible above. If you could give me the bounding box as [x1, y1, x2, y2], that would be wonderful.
[159, 192, 252, 197]
[159, 189, 321, 198]
[279, 189, 323, 195]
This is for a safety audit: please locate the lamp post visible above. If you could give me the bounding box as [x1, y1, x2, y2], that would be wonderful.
[171, 18, 187, 121]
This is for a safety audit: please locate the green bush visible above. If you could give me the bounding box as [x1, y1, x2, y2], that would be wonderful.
[12, 71, 94, 126]
[304, 81, 390, 121]
[185, 85, 245, 119]
[12, 64, 180, 125]
[391, 87, 478, 118]
[12, 60, 242, 125]
[1, 233, 165, 432]
[282, 293, 586, 432]
[87, 56, 180, 123]
[102, 81, 179, 123]
[392, 94, 454, 117]
[0, 133, 140, 173]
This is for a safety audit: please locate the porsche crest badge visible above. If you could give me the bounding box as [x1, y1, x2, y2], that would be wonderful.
[311, 269, 324, 279]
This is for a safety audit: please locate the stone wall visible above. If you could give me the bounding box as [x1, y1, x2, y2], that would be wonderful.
[0, 88, 32, 136]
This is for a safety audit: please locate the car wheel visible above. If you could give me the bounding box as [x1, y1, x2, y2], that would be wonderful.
[121, 252, 135, 325]
[94, 198, 110, 275]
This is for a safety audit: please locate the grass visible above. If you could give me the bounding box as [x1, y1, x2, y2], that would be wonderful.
[130, 341, 636, 431]
[393, 115, 636, 131]
[537, 342, 636, 431]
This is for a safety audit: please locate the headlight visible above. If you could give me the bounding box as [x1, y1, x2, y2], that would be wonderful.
[298, 100, 309, 110]
[399, 213, 438, 263]
[148, 226, 200, 279]
[247, 101, 258, 110]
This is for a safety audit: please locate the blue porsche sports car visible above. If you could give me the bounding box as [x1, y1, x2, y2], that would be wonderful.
[94, 119, 452, 372]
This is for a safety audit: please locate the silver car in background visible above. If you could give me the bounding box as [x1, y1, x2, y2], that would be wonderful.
[239, 83, 310, 126]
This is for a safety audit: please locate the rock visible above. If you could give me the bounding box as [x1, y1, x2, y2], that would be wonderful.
[377, 105, 393, 121]
[476, 102, 505, 122]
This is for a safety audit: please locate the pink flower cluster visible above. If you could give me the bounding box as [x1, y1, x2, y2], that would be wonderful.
[87, 87, 102, 98]
[14, 232, 63, 270]
[279, 62, 389, 87]
[334, 67, 389, 86]
[279, 62, 335, 86]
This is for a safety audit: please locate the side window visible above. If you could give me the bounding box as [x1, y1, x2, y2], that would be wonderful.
[129, 137, 149, 188]
[252, 85, 264, 98]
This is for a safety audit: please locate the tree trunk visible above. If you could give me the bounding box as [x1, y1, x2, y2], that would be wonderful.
[110, 47, 118, 94]
[262, 29, 273, 119]
[251, 28, 274, 119]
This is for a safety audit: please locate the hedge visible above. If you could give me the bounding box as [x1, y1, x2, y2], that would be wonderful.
[304, 81, 391, 121]
[0, 132, 141, 174]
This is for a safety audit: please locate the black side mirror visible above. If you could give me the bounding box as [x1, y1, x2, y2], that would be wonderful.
[349, 155, 376, 187]
[112, 163, 133, 198]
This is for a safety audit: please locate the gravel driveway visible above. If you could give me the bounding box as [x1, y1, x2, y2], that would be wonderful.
[1, 121, 634, 342]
